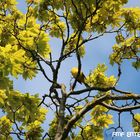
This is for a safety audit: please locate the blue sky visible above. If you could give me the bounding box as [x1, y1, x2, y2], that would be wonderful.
[10, 0, 140, 139]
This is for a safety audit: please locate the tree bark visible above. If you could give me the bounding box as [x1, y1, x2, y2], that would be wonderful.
[55, 84, 67, 140]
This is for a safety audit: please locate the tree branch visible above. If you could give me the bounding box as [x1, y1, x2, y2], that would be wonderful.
[100, 102, 140, 112]
[61, 94, 140, 139]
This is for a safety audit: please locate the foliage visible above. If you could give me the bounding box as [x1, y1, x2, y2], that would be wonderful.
[86, 64, 116, 88]
[0, 89, 47, 139]
[132, 114, 140, 132]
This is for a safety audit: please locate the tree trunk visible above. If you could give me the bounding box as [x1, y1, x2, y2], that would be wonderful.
[55, 84, 66, 140]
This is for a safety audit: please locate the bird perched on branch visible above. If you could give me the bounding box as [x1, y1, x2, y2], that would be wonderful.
[71, 67, 89, 87]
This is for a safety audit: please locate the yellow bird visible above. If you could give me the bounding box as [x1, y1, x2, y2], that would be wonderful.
[71, 67, 86, 85]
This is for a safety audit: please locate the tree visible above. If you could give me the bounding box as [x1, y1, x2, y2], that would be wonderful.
[0, 0, 140, 139]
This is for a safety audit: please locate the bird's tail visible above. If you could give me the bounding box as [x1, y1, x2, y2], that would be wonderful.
[83, 78, 90, 88]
